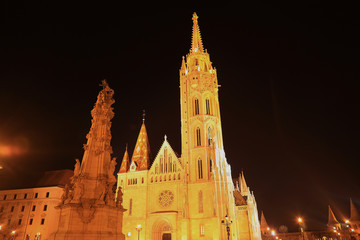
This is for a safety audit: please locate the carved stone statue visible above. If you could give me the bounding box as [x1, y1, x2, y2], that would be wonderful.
[116, 186, 123, 208]
[109, 157, 117, 177]
[71, 182, 83, 202]
[105, 183, 115, 206]
[74, 159, 81, 177]
[61, 184, 70, 204]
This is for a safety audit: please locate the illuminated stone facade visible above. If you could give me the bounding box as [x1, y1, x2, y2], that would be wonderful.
[117, 13, 262, 240]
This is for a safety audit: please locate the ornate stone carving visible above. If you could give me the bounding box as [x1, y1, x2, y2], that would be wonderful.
[116, 186, 124, 208]
[158, 190, 174, 208]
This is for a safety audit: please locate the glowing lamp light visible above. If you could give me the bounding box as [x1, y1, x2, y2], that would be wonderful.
[351, 229, 355, 232]
[127, 232, 131, 237]
[298, 217, 302, 223]
[345, 220, 350, 224]
[271, 230, 276, 236]
[11, 230, 15, 234]
[267, 227, 270, 231]
[337, 233, 340, 236]
[0, 225, 2, 230]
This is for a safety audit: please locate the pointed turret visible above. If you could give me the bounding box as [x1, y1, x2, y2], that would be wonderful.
[119, 146, 130, 173]
[350, 198, 360, 222]
[328, 205, 340, 229]
[191, 12, 204, 53]
[240, 171, 250, 195]
[260, 211, 269, 232]
[130, 119, 151, 171]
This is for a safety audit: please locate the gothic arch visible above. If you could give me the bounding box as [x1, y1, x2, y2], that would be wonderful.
[152, 218, 173, 240]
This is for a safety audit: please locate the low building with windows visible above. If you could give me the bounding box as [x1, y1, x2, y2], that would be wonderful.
[0, 170, 72, 240]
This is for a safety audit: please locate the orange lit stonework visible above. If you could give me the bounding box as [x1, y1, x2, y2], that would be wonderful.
[117, 13, 262, 240]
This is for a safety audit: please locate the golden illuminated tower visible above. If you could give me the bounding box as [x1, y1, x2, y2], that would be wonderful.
[179, 13, 236, 239]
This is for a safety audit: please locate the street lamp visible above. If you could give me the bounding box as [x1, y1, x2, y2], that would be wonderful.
[11, 230, 16, 240]
[221, 215, 233, 240]
[136, 224, 142, 240]
[297, 217, 304, 240]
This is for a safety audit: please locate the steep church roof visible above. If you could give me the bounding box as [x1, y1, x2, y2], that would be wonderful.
[119, 146, 130, 173]
[130, 121, 151, 171]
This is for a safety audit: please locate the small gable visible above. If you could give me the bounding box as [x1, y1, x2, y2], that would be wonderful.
[149, 137, 183, 175]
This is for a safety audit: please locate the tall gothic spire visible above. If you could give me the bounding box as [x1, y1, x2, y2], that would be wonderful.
[350, 198, 360, 222]
[328, 205, 340, 226]
[130, 120, 150, 171]
[260, 211, 269, 231]
[240, 171, 249, 194]
[119, 146, 130, 173]
[191, 12, 204, 53]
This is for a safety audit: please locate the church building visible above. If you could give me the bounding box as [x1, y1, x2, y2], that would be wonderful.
[116, 13, 262, 240]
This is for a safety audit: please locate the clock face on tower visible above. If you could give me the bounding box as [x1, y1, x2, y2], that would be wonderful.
[158, 190, 174, 208]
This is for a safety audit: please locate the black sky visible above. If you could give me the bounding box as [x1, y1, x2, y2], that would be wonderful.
[0, 2, 360, 232]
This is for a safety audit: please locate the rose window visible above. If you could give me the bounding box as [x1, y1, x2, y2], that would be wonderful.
[158, 190, 174, 207]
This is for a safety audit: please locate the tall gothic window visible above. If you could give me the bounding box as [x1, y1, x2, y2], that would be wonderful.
[129, 199, 133, 215]
[194, 98, 200, 115]
[160, 157, 163, 173]
[207, 127, 212, 146]
[209, 157, 213, 173]
[199, 191, 204, 213]
[198, 158, 203, 179]
[169, 156, 172, 172]
[196, 128, 201, 146]
[205, 98, 211, 115]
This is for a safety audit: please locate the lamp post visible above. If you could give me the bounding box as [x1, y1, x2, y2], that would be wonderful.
[297, 217, 304, 240]
[221, 215, 233, 240]
[136, 224, 142, 240]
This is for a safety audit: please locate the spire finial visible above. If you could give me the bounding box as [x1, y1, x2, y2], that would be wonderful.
[142, 109, 146, 123]
[192, 12, 198, 24]
[191, 12, 204, 53]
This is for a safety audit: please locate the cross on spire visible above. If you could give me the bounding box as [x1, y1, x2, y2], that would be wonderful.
[142, 109, 146, 123]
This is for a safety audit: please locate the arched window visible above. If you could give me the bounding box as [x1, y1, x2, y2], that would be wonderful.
[129, 199, 133, 215]
[205, 98, 211, 115]
[209, 157, 213, 173]
[198, 158, 203, 179]
[207, 127, 212, 146]
[160, 157, 163, 173]
[169, 156, 172, 172]
[196, 128, 201, 146]
[199, 191, 204, 213]
[194, 98, 200, 115]
[155, 164, 158, 174]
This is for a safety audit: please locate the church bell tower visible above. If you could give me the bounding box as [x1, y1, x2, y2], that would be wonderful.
[180, 13, 235, 239]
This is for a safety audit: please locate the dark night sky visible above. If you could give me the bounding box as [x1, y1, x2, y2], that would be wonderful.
[1, 2, 360, 232]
